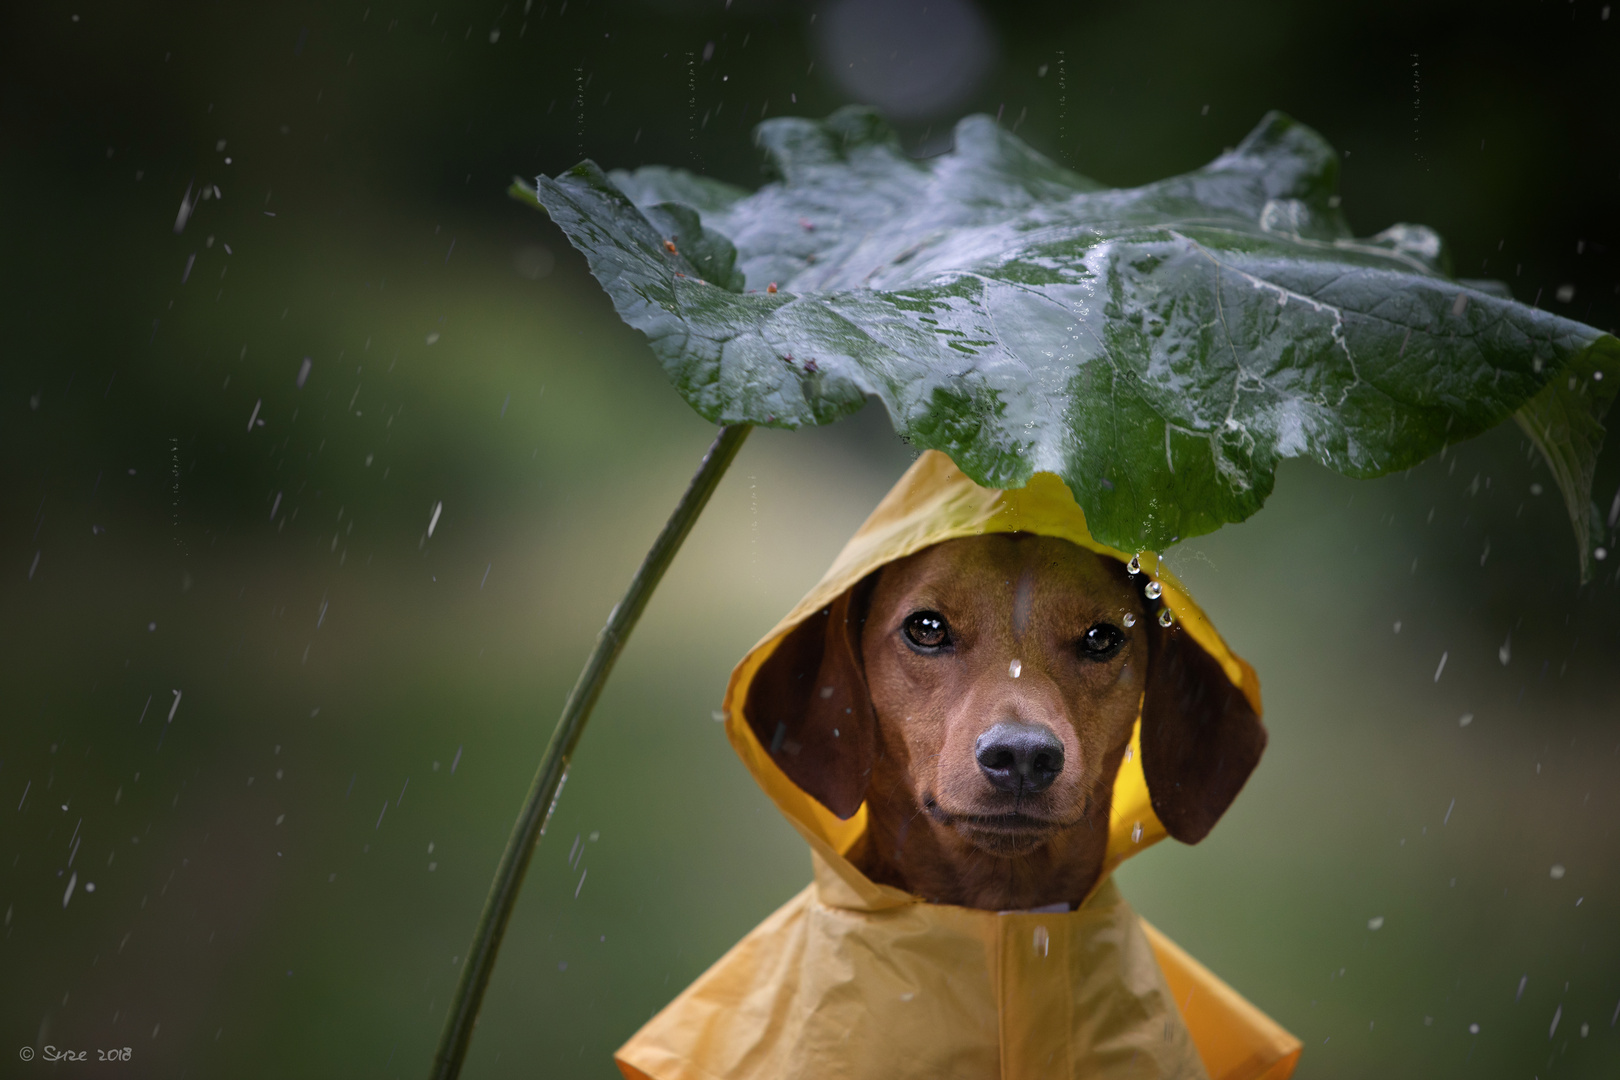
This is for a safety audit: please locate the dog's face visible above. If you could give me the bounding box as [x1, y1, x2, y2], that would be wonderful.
[861, 535, 1145, 860]
[747, 532, 1266, 911]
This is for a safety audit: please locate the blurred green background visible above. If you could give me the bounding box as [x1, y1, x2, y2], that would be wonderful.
[4, 0, 1619, 1076]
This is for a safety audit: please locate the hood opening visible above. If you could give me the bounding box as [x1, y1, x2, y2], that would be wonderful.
[722, 451, 1265, 911]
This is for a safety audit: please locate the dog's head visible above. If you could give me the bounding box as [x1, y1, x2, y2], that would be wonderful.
[746, 533, 1265, 900]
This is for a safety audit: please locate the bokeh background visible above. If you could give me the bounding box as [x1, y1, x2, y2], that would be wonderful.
[4, 0, 1619, 1076]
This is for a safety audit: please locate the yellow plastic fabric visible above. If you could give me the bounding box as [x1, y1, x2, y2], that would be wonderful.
[616, 451, 1299, 1080]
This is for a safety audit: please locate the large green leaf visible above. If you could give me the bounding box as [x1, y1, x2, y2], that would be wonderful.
[526, 107, 1619, 575]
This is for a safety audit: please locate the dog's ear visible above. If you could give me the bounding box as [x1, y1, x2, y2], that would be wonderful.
[743, 574, 879, 819]
[1139, 615, 1268, 844]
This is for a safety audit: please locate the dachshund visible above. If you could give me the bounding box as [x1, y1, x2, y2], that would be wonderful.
[747, 533, 1267, 912]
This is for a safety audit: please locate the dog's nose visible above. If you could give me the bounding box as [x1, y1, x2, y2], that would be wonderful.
[974, 721, 1064, 794]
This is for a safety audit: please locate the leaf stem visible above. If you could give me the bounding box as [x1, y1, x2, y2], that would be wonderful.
[508, 176, 541, 210]
[430, 423, 752, 1080]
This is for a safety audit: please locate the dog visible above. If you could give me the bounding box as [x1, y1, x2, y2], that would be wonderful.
[746, 532, 1267, 914]
[613, 455, 1297, 1080]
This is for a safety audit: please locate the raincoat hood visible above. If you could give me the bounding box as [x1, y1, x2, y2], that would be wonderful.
[617, 451, 1300, 1080]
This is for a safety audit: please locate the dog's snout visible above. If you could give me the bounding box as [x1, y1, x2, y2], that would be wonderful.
[974, 721, 1064, 794]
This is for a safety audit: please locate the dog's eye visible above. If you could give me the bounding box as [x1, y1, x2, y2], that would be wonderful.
[902, 610, 950, 650]
[1079, 623, 1125, 659]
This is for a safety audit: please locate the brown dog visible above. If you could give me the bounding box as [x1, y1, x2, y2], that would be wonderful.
[748, 532, 1267, 912]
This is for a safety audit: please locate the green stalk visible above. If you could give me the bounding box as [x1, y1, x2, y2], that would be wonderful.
[430, 423, 752, 1080]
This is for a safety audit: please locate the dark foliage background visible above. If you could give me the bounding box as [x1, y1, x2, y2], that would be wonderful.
[3, 1, 1617, 1077]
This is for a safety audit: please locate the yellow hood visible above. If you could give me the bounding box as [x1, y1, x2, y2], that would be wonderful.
[617, 451, 1299, 1080]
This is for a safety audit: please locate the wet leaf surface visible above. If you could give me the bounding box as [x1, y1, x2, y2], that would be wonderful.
[528, 107, 1619, 570]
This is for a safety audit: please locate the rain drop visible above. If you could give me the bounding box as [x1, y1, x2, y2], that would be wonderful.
[1498, 635, 1511, 665]
[1459, 713, 1473, 727]
[1122, 613, 1137, 628]
[1550, 864, 1566, 879]
[1157, 609, 1174, 627]
[1033, 925, 1050, 956]
[1368, 916, 1384, 930]
[1125, 555, 1141, 576]
[1143, 581, 1163, 600]
[1008, 659, 1022, 678]
[1131, 821, 1143, 843]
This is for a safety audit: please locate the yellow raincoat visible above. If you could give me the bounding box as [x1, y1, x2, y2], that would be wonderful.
[617, 451, 1300, 1080]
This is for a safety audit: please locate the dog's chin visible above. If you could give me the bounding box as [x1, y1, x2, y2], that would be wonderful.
[949, 814, 1060, 858]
